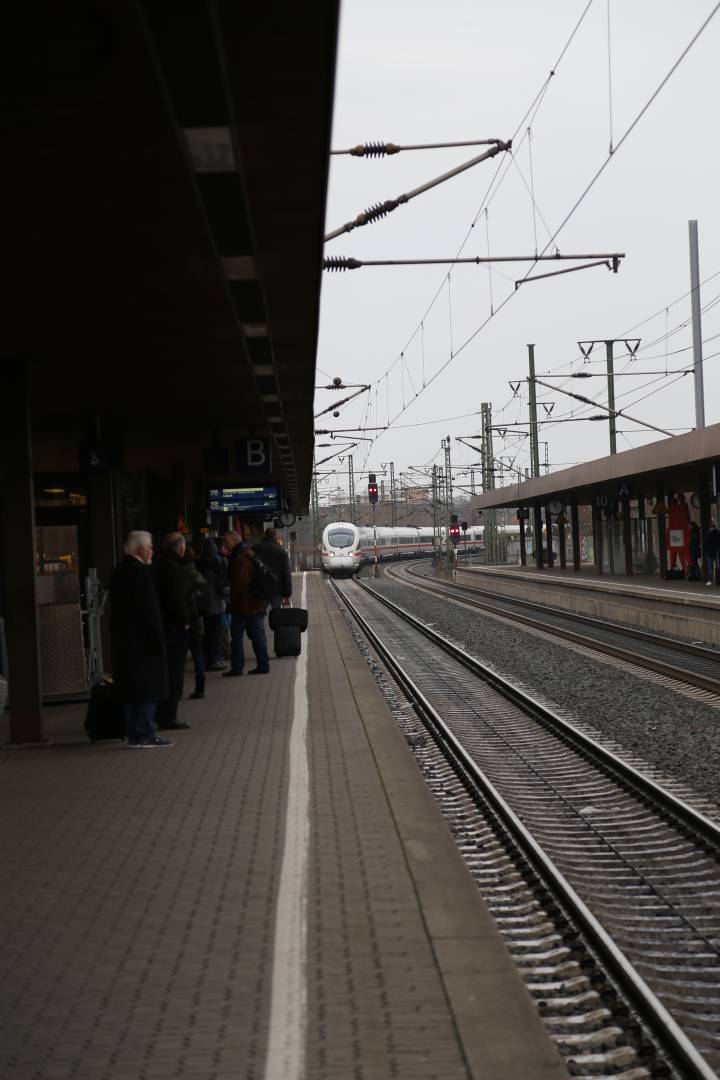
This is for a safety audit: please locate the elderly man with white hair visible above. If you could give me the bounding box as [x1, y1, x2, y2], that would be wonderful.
[108, 531, 172, 747]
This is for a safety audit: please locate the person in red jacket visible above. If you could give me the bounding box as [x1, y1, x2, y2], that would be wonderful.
[222, 530, 270, 676]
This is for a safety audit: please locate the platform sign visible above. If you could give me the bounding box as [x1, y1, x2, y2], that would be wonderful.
[208, 485, 281, 514]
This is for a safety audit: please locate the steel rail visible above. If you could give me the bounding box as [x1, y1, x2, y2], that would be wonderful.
[332, 577, 718, 1079]
[390, 561, 720, 696]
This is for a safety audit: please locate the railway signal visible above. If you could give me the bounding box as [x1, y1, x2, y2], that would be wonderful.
[449, 514, 460, 545]
[368, 474, 378, 504]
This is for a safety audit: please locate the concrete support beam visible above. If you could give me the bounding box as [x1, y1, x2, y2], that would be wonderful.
[87, 470, 117, 671]
[571, 499, 581, 572]
[0, 364, 46, 744]
[533, 507, 543, 569]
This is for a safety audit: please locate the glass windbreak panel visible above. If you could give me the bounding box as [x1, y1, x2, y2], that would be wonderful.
[328, 529, 355, 549]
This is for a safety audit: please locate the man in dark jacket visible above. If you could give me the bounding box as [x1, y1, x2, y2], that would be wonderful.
[253, 527, 292, 609]
[222, 530, 270, 676]
[704, 523, 720, 585]
[196, 538, 227, 670]
[152, 532, 195, 729]
[108, 530, 172, 747]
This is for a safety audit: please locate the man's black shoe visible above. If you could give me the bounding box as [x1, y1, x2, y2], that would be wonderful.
[189, 690, 205, 700]
[222, 670, 244, 677]
[249, 668, 270, 675]
[168, 720, 191, 730]
[207, 664, 227, 672]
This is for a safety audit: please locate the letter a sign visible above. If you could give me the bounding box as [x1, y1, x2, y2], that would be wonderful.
[235, 438, 272, 472]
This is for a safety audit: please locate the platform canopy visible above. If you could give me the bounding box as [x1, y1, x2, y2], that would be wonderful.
[0, 2, 339, 512]
[470, 422, 720, 513]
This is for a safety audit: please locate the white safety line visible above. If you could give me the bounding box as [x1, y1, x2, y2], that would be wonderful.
[263, 572, 309, 1080]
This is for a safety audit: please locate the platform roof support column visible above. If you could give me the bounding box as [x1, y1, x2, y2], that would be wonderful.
[0, 363, 46, 744]
[571, 499, 580, 572]
[699, 470, 711, 547]
[545, 506, 554, 569]
[519, 512, 527, 567]
[656, 487, 668, 579]
[533, 506, 543, 569]
[558, 516, 567, 570]
[622, 493, 633, 576]
[593, 502, 604, 574]
[87, 470, 118, 672]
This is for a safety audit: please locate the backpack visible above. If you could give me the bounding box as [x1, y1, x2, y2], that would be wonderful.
[250, 553, 279, 602]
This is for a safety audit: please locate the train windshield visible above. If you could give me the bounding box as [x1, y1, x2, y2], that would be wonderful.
[327, 529, 355, 549]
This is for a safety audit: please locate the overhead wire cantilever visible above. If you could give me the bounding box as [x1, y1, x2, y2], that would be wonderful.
[324, 253, 626, 272]
[324, 140, 512, 243]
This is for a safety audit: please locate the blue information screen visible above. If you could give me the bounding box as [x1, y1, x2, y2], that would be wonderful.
[208, 485, 281, 514]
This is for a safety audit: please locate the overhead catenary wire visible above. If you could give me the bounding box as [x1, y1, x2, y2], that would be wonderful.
[360, 4, 720, 463]
[349, 1, 599, 464]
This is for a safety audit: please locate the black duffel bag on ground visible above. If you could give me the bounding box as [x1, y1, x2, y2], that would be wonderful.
[268, 607, 309, 632]
[85, 677, 126, 742]
[268, 607, 308, 658]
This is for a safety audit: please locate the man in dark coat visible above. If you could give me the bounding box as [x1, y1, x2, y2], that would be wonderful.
[152, 531, 195, 729]
[222, 530, 270, 676]
[704, 523, 720, 585]
[253, 527, 292, 609]
[109, 530, 172, 747]
[196, 537, 227, 670]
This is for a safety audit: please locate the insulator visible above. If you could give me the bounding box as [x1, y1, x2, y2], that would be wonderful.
[355, 199, 398, 226]
[572, 371, 592, 378]
[589, 414, 609, 421]
[323, 256, 362, 272]
[349, 142, 400, 157]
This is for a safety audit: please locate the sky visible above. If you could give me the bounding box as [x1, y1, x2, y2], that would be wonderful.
[315, 0, 720, 505]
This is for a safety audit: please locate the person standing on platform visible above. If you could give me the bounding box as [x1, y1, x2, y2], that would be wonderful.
[182, 546, 207, 700]
[153, 532, 194, 729]
[704, 523, 720, 586]
[222, 530, 270, 676]
[253, 527, 292, 609]
[108, 530, 173, 748]
[688, 522, 702, 582]
[196, 538, 228, 670]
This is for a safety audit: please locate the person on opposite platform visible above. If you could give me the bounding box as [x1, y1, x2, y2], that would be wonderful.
[108, 530, 173, 748]
[252, 526, 292, 609]
[688, 522, 702, 582]
[152, 531, 194, 728]
[222, 530, 270, 676]
[704, 523, 720, 586]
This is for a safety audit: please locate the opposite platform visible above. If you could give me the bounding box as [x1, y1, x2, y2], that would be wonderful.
[0, 572, 568, 1080]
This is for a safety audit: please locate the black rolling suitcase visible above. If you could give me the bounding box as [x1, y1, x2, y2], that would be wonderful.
[269, 607, 308, 659]
[84, 677, 126, 742]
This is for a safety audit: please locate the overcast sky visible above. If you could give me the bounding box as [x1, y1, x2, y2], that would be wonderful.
[315, 0, 720, 503]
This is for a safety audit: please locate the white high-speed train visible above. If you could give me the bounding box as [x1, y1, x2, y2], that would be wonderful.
[320, 521, 491, 576]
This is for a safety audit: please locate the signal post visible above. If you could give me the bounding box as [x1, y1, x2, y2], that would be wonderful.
[368, 473, 379, 577]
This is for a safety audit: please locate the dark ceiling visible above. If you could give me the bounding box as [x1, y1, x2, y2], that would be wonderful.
[0, 1, 339, 512]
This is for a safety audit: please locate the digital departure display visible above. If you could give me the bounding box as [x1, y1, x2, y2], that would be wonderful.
[208, 485, 281, 514]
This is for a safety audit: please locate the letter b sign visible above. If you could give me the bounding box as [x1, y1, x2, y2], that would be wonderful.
[236, 438, 272, 472]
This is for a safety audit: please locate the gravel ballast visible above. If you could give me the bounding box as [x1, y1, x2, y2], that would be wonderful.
[363, 569, 720, 807]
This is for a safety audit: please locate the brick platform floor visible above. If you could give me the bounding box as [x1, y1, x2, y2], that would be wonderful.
[0, 573, 567, 1080]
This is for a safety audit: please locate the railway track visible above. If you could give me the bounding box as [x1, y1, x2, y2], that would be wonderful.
[384, 560, 720, 697]
[332, 575, 720, 1079]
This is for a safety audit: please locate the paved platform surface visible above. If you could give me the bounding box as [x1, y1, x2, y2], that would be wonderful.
[0, 572, 567, 1080]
